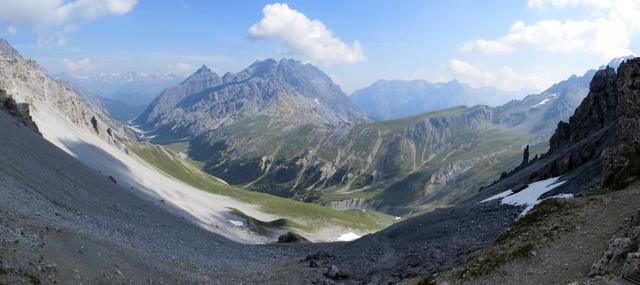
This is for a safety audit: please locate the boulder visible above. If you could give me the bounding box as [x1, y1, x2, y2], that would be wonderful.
[623, 252, 640, 277]
[276, 231, 309, 244]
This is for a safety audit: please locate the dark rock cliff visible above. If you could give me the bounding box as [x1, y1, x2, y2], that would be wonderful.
[0, 89, 40, 135]
[484, 58, 640, 196]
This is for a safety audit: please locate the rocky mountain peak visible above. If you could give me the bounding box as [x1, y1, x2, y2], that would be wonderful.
[181, 64, 221, 86]
[0, 39, 22, 60]
[194, 64, 211, 74]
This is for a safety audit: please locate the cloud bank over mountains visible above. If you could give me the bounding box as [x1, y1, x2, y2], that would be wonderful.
[249, 3, 365, 66]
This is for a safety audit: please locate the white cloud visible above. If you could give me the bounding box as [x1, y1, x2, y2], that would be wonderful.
[0, 0, 137, 45]
[249, 3, 365, 66]
[447, 59, 553, 92]
[6, 25, 17, 35]
[167, 62, 194, 75]
[63, 58, 92, 71]
[461, 0, 639, 58]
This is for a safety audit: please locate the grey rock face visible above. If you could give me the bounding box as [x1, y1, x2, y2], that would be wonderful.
[328, 198, 378, 211]
[603, 59, 640, 185]
[135, 64, 223, 135]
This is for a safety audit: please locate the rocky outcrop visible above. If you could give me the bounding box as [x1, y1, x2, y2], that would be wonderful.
[328, 198, 378, 210]
[0, 89, 39, 134]
[603, 60, 640, 186]
[0, 40, 122, 148]
[548, 67, 618, 153]
[590, 210, 640, 277]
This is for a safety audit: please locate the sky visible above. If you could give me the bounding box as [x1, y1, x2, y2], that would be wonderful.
[1, 0, 639, 94]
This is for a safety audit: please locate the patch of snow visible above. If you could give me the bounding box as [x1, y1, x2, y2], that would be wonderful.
[549, 193, 574, 199]
[530, 98, 551, 109]
[394, 216, 402, 221]
[126, 124, 146, 134]
[228, 220, 245, 227]
[337, 232, 361, 241]
[501, 177, 566, 216]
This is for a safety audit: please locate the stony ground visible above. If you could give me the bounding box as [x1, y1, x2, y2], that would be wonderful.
[431, 183, 640, 285]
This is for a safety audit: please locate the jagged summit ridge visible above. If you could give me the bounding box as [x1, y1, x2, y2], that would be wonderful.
[135, 58, 365, 140]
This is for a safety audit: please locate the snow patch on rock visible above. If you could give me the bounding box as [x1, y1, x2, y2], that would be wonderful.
[337, 232, 361, 241]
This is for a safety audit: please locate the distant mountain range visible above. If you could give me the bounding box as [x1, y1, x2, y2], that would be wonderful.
[351, 79, 524, 120]
[53, 71, 185, 106]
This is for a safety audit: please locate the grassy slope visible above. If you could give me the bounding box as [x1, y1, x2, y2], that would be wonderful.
[124, 139, 394, 232]
[319, 115, 541, 214]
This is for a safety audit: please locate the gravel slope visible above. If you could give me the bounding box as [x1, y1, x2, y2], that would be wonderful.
[0, 111, 303, 284]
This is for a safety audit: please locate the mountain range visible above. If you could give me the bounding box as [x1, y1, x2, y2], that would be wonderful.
[135, 59, 366, 142]
[351, 79, 524, 120]
[0, 39, 390, 245]
[53, 71, 185, 106]
[129, 56, 619, 214]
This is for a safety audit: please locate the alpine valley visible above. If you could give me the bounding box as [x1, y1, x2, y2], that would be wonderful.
[132, 56, 606, 215]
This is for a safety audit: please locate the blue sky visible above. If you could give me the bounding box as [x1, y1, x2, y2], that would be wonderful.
[1, 0, 639, 93]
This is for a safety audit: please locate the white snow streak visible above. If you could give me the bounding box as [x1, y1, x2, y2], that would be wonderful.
[337, 232, 361, 241]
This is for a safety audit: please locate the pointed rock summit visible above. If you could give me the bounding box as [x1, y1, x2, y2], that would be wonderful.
[180, 64, 221, 86]
[0, 39, 23, 60]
